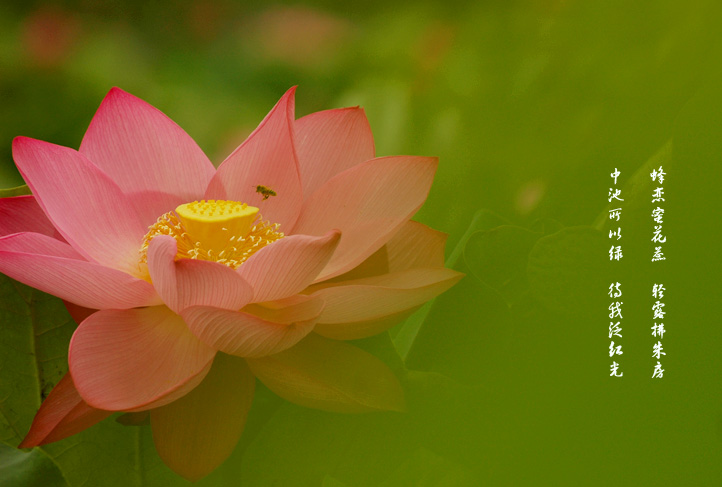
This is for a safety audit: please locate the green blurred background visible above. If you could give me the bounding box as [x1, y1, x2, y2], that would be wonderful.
[1, 0, 721, 485]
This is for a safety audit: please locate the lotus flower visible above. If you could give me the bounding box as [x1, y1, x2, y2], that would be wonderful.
[0, 87, 462, 480]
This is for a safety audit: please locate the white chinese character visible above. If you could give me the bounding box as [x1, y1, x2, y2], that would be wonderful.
[652, 207, 664, 224]
[652, 225, 666, 243]
[609, 341, 623, 357]
[609, 228, 622, 240]
[652, 246, 666, 262]
[652, 187, 665, 203]
[609, 322, 623, 339]
[609, 301, 623, 319]
[651, 323, 666, 338]
[652, 284, 665, 299]
[610, 362, 623, 377]
[609, 208, 622, 221]
[611, 168, 621, 185]
[608, 188, 624, 202]
[608, 282, 622, 298]
[652, 301, 665, 320]
[652, 341, 666, 359]
[650, 166, 666, 184]
[652, 361, 664, 378]
[609, 245, 623, 261]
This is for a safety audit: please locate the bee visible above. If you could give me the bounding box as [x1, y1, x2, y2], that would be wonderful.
[255, 185, 277, 201]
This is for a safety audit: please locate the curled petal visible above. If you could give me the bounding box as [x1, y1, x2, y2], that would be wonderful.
[295, 107, 375, 199]
[80, 87, 215, 208]
[238, 230, 341, 303]
[205, 87, 303, 230]
[315, 308, 420, 342]
[309, 268, 463, 340]
[0, 233, 160, 310]
[247, 333, 405, 413]
[0, 231, 82, 258]
[69, 306, 215, 411]
[147, 235, 253, 314]
[328, 220, 448, 282]
[384, 220, 447, 272]
[19, 373, 111, 448]
[181, 295, 322, 357]
[0, 195, 56, 238]
[292, 156, 438, 281]
[151, 354, 255, 482]
[12, 137, 148, 276]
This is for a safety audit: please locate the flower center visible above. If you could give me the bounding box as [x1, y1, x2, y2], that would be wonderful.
[139, 199, 284, 271]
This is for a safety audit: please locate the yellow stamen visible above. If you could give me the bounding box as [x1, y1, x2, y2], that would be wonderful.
[175, 200, 259, 254]
[138, 199, 283, 274]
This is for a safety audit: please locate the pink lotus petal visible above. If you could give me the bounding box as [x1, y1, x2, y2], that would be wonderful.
[0, 231, 81, 258]
[247, 333, 405, 413]
[295, 107, 375, 200]
[309, 268, 463, 340]
[325, 220, 448, 282]
[181, 294, 323, 357]
[12, 137, 148, 276]
[244, 294, 324, 323]
[316, 308, 421, 341]
[79, 88, 215, 208]
[0, 195, 56, 238]
[385, 220, 448, 272]
[311, 267, 463, 322]
[0, 233, 161, 309]
[323, 245, 390, 281]
[151, 354, 254, 481]
[238, 229, 341, 303]
[127, 189, 190, 230]
[292, 155, 438, 281]
[19, 373, 111, 448]
[147, 235, 254, 314]
[205, 88, 303, 230]
[69, 306, 215, 411]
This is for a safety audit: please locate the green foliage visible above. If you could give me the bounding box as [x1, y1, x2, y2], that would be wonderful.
[322, 476, 351, 487]
[393, 209, 508, 359]
[465, 224, 540, 301]
[0, 274, 74, 446]
[0, 274, 193, 487]
[527, 226, 610, 316]
[0, 185, 30, 197]
[377, 447, 476, 487]
[0, 443, 66, 487]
